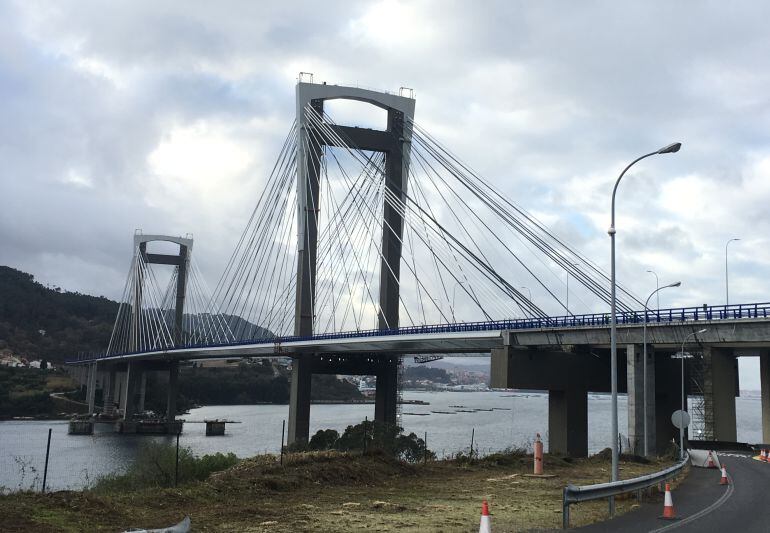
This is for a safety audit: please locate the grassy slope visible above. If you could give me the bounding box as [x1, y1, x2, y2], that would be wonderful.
[0, 451, 681, 532]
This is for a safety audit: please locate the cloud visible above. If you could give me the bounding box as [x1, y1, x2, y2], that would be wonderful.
[2, 0, 770, 385]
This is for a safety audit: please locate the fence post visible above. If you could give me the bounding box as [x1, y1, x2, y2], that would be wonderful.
[562, 487, 570, 529]
[470, 428, 475, 458]
[41, 428, 52, 493]
[280, 419, 285, 466]
[174, 430, 180, 487]
[424, 431, 428, 464]
[363, 416, 368, 454]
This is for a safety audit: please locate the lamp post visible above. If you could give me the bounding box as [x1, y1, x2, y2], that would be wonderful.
[520, 286, 532, 302]
[646, 270, 660, 310]
[642, 281, 681, 457]
[679, 328, 707, 460]
[609, 142, 681, 488]
[725, 238, 740, 305]
[451, 281, 465, 323]
[565, 263, 579, 315]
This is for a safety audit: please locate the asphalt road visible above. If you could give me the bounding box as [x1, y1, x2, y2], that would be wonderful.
[575, 452, 770, 532]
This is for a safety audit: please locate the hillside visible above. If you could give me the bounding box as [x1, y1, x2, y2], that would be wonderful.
[0, 266, 118, 364]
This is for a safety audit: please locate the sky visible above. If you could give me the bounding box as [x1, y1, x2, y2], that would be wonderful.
[1, 1, 770, 386]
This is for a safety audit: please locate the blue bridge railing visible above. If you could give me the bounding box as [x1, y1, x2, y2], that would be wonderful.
[67, 302, 770, 363]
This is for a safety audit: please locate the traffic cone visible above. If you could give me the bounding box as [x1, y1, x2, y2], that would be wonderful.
[660, 483, 676, 520]
[479, 500, 492, 533]
[707, 451, 717, 469]
[761, 449, 768, 462]
[720, 465, 729, 485]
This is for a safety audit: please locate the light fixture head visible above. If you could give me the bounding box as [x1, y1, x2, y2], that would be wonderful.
[670, 281, 682, 287]
[697, 328, 707, 334]
[657, 142, 682, 154]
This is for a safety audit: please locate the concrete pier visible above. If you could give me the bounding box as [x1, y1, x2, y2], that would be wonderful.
[762, 351, 770, 444]
[288, 355, 312, 444]
[654, 353, 682, 454]
[548, 385, 587, 456]
[627, 344, 656, 456]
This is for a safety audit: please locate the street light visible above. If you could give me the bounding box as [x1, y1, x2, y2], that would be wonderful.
[566, 263, 579, 315]
[520, 286, 532, 302]
[642, 280, 681, 457]
[646, 270, 660, 310]
[608, 141, 681, 487]
[451, 280, 465, 323]
[679, 328, 707, 460]
[725, 238, 740, 305]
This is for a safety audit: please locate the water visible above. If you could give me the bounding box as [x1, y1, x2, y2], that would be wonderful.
[0, 391, 762, 492]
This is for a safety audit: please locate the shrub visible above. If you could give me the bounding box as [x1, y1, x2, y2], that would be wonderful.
[93, 441, 238, 491]
[308, 420, 435, 463]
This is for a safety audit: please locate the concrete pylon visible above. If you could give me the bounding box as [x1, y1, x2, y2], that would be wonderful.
[288, 80, 415, 444]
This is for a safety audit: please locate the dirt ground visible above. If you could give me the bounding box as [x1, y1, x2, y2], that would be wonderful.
[0, 450, 681, 532]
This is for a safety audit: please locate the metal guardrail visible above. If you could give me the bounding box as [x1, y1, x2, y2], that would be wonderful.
[561, 453, 689, 529]
[67, 301, 770, 363]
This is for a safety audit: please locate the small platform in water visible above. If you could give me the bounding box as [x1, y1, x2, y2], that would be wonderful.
[68, 419, 94, 435]
[115, 419, 183, 435]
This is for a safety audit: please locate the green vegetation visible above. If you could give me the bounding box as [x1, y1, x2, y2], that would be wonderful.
[402, 365, 451, 384]
[306, 420, 435, 463]
[94, 442, 238, 491]
[0, 366, 80, 418]
[0, 449, 681, 532]
[0, 266, 117, 364]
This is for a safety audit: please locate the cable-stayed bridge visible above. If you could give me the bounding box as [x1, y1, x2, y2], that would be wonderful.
[68, 78, 770, 456]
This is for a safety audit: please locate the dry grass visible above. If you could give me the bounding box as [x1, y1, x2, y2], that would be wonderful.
[0, 451, 681, 532]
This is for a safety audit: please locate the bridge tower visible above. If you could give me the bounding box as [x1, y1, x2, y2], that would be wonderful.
[289, 78, 416, 444]
[108, 234, 192, 426]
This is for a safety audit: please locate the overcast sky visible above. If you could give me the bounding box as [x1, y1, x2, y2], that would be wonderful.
[2, 1, 769, 386]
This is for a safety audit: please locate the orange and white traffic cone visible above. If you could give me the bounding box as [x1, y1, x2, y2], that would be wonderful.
[534, 433, 544, 475]
[707, 451, 717, 469]
[479, 500, 492, 533]
[720, 465, 729, 485]
[761, 449, 767, 462]
[660, 483, 676, 520]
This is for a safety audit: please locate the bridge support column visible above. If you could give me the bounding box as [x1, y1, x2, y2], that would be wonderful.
[137, 368, 147, 413]
[123, 362, 140, 420]
[87, 362, 97, 415]
[627, 344, 655, 456]
[492, 346, 592, 457]
[103, 366, 116, 416]
[374, 357, 399, 428]
[762, 351, 770, 444]
[288, 355, 312, 445]
[655, 352, 682, 454]
[166, 361, 179, 423]
[703, 346, 737, 441]
[548, 386, 588, 457]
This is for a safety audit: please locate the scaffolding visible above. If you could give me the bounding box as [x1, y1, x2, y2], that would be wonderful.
[688, 351, 714, 440]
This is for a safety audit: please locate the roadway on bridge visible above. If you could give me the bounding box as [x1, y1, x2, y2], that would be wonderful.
[575, 452, 769, 532]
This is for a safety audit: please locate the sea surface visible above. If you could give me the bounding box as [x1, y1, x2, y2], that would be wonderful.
[0, 391, 763, 492]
